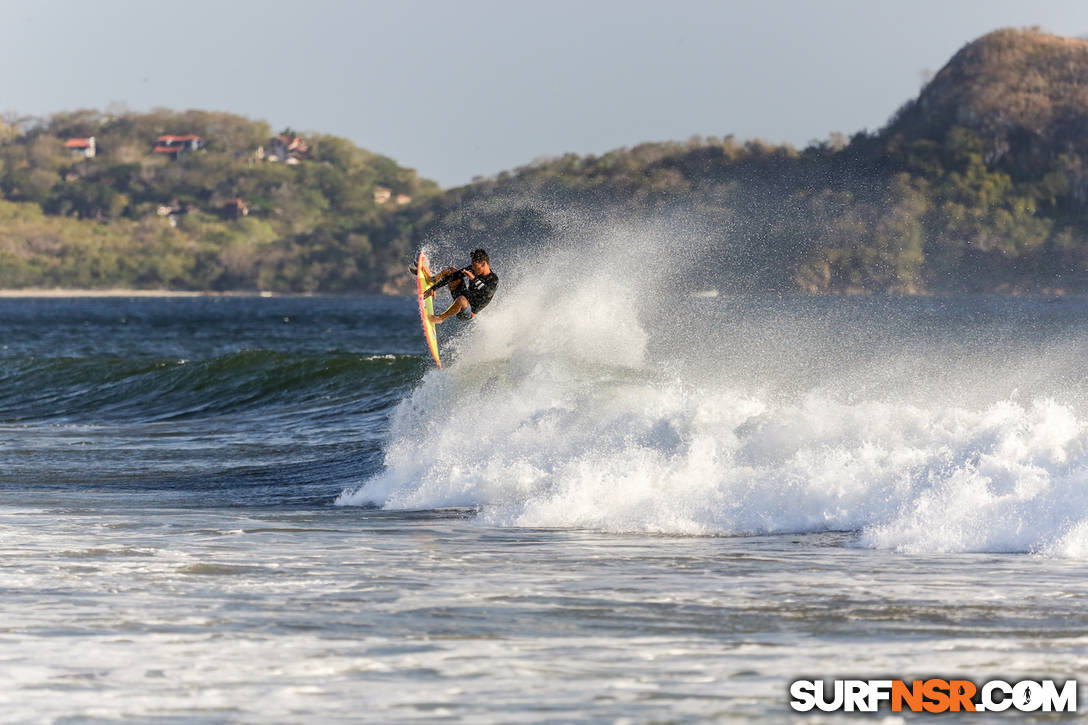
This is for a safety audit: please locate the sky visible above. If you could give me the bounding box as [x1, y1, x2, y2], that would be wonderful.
[3, 0, 1088, 187]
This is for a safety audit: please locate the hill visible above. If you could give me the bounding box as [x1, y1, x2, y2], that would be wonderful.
[0, 109, 438, 292]
[887, 27, 1088, 178]
[5, 28, 1088, 295]
[390, 27, 1088, 295]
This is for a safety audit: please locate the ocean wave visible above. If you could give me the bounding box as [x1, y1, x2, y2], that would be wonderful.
[0, 351, 421, 423]
[338, 221, 1088, 557]
[338, 366, 1088, 556]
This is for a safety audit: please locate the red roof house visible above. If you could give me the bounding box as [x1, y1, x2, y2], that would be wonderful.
[153, 134, 204, 159]
[65, 136, 96, 159]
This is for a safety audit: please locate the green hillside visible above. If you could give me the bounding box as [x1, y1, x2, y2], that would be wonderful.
[5, 28, 1088, 294]
[396, 28, 1088, 295]
[0, 109, 437, 292]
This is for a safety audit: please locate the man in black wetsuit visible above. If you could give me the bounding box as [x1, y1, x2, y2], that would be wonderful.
[413, 248, 498, 323]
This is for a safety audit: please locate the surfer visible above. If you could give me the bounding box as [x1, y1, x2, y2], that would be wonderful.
[411, 248, 498, 323]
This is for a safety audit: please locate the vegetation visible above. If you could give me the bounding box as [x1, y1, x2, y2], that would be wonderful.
[395, 27, 1088, 295]
[4, 28, 1088, 294]
[0, 108, 438, 292]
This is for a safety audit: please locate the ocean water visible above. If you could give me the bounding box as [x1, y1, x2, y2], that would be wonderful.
[3, 286, 1088, 723]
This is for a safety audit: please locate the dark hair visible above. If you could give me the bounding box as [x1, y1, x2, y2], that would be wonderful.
[470, 248, 489, 264]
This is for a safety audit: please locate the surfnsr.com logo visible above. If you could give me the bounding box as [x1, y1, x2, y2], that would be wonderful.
[789, 679, 1078, 713]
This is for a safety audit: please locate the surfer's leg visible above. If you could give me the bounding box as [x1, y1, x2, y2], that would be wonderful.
[431, 295, 469, 324]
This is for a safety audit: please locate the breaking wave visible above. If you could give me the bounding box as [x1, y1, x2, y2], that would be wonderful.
[337, 220, 1088, 557]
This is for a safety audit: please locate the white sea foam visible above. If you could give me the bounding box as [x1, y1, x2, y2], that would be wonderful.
[338, 221, 1088, 556]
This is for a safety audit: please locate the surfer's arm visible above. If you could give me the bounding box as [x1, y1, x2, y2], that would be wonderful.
[425, 267, 469, 297]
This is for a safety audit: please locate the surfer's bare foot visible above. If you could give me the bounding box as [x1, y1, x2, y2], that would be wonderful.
[428, 313, 439, 324]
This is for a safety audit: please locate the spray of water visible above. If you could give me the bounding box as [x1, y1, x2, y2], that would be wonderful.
[338, 211, 1088, 557]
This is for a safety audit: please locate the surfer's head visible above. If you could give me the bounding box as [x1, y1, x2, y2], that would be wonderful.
[470, 248, 491, 275]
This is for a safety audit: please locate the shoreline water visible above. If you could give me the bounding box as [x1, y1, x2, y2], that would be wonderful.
[3, 294, 1087, 721]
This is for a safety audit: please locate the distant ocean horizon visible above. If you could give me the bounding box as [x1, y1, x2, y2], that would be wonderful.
[0, 288, 335, 297]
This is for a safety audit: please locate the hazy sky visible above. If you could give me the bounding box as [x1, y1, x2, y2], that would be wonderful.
[4, 0, 1088, 187]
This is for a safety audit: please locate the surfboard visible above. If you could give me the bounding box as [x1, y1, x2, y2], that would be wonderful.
[416, 252, 441, 368]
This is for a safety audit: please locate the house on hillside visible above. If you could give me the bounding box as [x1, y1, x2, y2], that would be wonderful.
[372, 188, 411, 205]
[153, 134, 204, 160]
[65, 137, 96, 159]
[156, 201, 192, 227]
[267, 134, 310, 164]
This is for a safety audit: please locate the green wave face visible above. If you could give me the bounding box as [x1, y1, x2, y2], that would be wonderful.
[0, 351, 422, 424]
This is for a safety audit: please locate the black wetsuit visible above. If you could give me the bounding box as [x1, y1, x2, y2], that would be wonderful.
[432, 266, 499, 315]
[459, 269, 499, 313]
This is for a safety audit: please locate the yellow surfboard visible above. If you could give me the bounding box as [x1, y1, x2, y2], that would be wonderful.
[416, 252, 441, 368]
